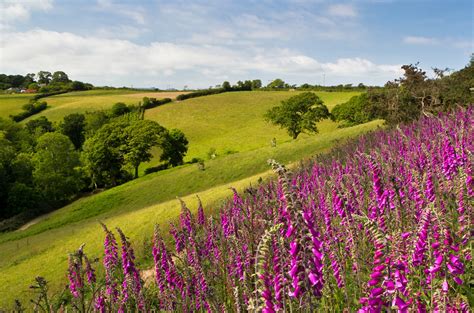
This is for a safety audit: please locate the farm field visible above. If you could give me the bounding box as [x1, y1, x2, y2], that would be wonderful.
[0, 89, 380, 305]
[145, 91, 359, 161]
[0, 93, 35, 118]
[17, 89, 187, 122]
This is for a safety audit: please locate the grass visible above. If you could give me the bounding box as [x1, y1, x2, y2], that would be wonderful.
[0, 90, 379, 307]
[0, 119, 381, 307]
[145, 91, 359, 161]
[0, 93, 35, 119]
[21, 89, 186, 122]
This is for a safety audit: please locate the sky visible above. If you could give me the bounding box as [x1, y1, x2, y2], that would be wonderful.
[0, 0, 472, 89]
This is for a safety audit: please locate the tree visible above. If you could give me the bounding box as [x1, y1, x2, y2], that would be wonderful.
[25, 117, 54, 136]
[82, 122, 128, 187]
[251, 79, 262, 89]
[265, 92, 330, 139]
[222, 81, 231, 91]
[122, 120, 167, 178]
[267, 78, 285, 89]
[60, 113, 86, 149]
[33, 132, 82, 206]
[70, 81, 86, 91]
[160, 129, 189, 167]
[51, 71, 70, 83]
[111, 102, 130, 117]
[37, 71, 52, 84]
[331, 93, 376, 126]
[84, 111, 109, 138]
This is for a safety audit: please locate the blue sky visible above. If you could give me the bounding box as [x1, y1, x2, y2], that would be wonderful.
[0, 0, 472, 88]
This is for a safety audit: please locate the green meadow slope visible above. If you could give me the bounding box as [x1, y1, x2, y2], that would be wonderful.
[0, 93, 36, 118]
[0, 90, 382, 307]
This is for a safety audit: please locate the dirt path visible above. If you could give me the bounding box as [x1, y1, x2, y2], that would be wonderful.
[16, 212, 53, 231]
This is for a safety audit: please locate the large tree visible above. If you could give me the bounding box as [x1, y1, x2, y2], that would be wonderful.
[82, 121, 128, 188]
[160, 128, 189, 167]
[265, 92, 330, 139]
[33, 132, 82, 206]
[51, 71, 70, 83]
[267, 78, 286, 89]
[122, 120, 167, 178]
[60, 113, 86, 150]
[37, 71, 52, 84]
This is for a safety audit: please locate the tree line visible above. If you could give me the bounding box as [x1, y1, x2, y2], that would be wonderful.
[332, 57, 474, 126]
[0, 71, 93, 93]
[0, 99, 188, 230]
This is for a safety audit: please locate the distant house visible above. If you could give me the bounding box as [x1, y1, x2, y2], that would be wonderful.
[7, 87, 20, 93]
[25, 89, 37, 93]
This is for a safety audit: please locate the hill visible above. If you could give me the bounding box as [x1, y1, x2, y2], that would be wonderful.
[0, 90, 382, 307]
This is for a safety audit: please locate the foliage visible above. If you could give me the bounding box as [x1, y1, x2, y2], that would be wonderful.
[82, 121, 131, 188]
[160, 128, 189, 167]
[267, 78, 287, 89]
[33, 132, 83, 207]
[265, 92, 330, 139]
[60, 113, 86, 150]
[82, 119, 168, 185]
[10, 101, 48, 122]
[176, 88, 226, 101]
[331, 93, 378, 126]
[122, 120, 167, 178]
[25, 116, 55, 136]
[141, 97, 172, 109]
[110, 102, 131, 117]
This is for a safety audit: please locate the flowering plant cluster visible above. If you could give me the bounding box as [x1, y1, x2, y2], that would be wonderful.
[64, 108, 472, 312]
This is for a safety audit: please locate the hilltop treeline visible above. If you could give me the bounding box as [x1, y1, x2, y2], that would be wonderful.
[0, 71, 93, 93]
[0, 102, 189, 231]
[332, 58, 474, 126]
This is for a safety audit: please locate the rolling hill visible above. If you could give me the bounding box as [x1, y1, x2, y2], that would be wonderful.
[0, 90, 382, 307]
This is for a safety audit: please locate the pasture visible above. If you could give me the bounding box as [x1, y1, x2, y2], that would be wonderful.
[0, 89, 380, 306]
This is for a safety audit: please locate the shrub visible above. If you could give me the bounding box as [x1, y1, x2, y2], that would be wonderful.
[331, 93, 377, 126]
[141, 97, 172, 109]
[10, 101, 48, 122]
[176, 88, 225, 101]
[144, 163, 170, 175]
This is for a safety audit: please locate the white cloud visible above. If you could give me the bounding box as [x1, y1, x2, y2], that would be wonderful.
[96, 0, 146, 25]
[403, 36, 439, 45]
[0, 29, 401, 87]
[0, 0, 53, 23]
[327, 4, 357, 18]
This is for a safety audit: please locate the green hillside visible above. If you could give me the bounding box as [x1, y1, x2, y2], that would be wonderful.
[0, 90, 382, 306]
[21, 89, 186, 122]
[0, 93, 35, 118]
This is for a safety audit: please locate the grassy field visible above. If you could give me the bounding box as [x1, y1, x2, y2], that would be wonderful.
[22, 89, 186, 122]
[0, 90, 381, 307]
[0, 93, 35, 118]
[0, 119, 381, 307]
[145, 91, 357, 161]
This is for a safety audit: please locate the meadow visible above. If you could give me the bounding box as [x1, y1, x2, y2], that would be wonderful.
[0, 90, 380, 307]
[0, 93, 35, 118]
[64, 108, 474, 311]
[21, 89, 186, 122]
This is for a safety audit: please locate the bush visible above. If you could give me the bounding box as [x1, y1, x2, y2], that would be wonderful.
[176, 88, 225, 101]
[144, 163, 170, 175]
[141, 97, 172, 109]
[32, 91, 68, 101]
[110, 102, 130, 117]
[10, 101, 48, 122]
[331, 93, 377, 127]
